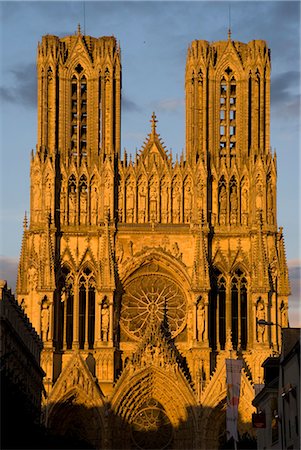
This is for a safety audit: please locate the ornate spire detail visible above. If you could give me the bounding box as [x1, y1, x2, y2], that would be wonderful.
[17, 219, 29, 294]
[100, 212, 115, 290]
[40, 215, 55, 289]
[253, 212, 269, 290]
[129, 314, 193, 387]
[277, 227, 290, 295]
[192, 220, 210, 291]
[150, 112, 158, 137]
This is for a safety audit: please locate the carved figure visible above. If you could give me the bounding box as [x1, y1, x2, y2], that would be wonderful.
[91, 186, 98, 225]
[219, 185, 227, 212]
[219, 185, 227, 224]
[149, 181, 158, 222]
[184, 183, 192, 223]
[69, 185, 76, 225]
[126, 181, 134, 223]
[138, 182, 147, 223]
[172, 183, 181, 223]
[256, 300, 265, 342]
[41, 301, 50, 341]
[256, 180, 263, 210]
[197, 300, 206, 342]
[101, 303, 110, 341]
[80, 185, 87, 225]
[230, 186, 238, 224]
[267, 184, 274, 224]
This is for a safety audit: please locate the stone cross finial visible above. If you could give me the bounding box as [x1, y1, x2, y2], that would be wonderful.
[150, 112, 158, 136]
[77, 23, 81, 35]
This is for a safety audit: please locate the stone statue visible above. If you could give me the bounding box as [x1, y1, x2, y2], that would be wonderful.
[80, 185, 87, 225]
[138, 182, 146, 223]
[219, 185, 227, 224]
[184, 183, 192, 223]
[41, 301, 50, 341]
[230, 186, 238, 224]
[69, 185, 76, 225]
[172, 183, 181, 223]
[256, 301, 265, 342]
[91, 186, 98, 225]
[101, 303, 110, 341]
[256, 181, 263, 210]
[197, 300, 206, 342]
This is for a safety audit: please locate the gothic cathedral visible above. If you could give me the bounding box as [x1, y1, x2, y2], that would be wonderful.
[17, 28, 290, 449]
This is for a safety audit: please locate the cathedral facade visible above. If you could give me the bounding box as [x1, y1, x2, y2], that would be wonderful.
[17, 28, 290, 449]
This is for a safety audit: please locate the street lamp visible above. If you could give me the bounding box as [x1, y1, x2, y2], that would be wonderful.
[256, 319, 282, 355]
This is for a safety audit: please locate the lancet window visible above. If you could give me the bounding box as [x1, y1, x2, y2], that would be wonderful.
[219, 68, 236, 163]
[56, 267, 74, 350]
[79, 268, 96, 349]
[231, 269, 248, 350]
[71, 66, 87, 158]
[209, 270, 226, 350]
[210, 268, 248, 351]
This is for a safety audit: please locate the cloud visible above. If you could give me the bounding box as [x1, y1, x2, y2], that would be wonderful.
[0, 63, 36, 108]
[0, 256, 18, 292]
[152, 98, 184, 113]
[122, 96, 141, 113]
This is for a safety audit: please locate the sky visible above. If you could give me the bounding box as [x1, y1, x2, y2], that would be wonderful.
[0, 1, 300, 325]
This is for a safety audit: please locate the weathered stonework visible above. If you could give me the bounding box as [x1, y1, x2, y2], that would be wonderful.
[17, 28, 290, 449]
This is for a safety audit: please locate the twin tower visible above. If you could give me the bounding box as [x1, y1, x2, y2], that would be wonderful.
[17, 28, 289, 449]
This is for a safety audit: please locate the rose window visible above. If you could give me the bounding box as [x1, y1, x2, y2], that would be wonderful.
[131, 400, 173, 450]
[120, 274, 187, 340]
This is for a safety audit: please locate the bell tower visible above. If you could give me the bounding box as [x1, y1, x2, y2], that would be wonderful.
[17, 28, 121, 399]
[186, 37, 270, 164]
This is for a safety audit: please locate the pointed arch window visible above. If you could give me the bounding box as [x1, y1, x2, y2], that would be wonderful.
[231, 269, 248, 350]
[219, 68, 237, 163]
[210, 269, 226, 350]
[56, 267, 74, 350]
[79, 268, 96, 349]
[70, 69, 87, 158]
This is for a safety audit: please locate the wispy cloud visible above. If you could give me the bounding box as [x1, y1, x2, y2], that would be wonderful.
[0, 63, 36, 108]
[122, 96, 141, 113]
[0, 256, 18, 292]
[152, 98, 184, 113]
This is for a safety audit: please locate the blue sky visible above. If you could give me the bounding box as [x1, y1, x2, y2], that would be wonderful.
[0, 1, 300, 324]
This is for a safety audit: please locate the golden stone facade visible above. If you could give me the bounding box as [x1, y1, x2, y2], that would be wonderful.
[17, 29, 290, 449]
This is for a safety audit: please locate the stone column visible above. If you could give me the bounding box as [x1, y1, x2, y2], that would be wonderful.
[73, 281, 79, 349]
[95, 292, 102, 346]
[109, 294, 114, 344]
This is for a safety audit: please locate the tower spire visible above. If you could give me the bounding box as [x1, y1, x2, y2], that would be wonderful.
[150, 112, 158, 137]
[228, 4, 232, 40]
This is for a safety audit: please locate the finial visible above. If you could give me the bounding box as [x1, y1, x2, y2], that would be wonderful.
[150, 112, 158, 136]
[77, 23, 81, 35]
[23, 211, 28, 230]
[227, 4, 232, 40]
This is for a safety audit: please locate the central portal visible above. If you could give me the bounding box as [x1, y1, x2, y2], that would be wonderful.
[130, 399, 173, 450]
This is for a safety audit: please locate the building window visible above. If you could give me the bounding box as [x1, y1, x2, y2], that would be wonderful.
[79, 268, 96, 349]
[231, 269, 248, 350]
[70, 72, 87, 157]
[210, 269, 226, 350]
[219, 69, 237, 161]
